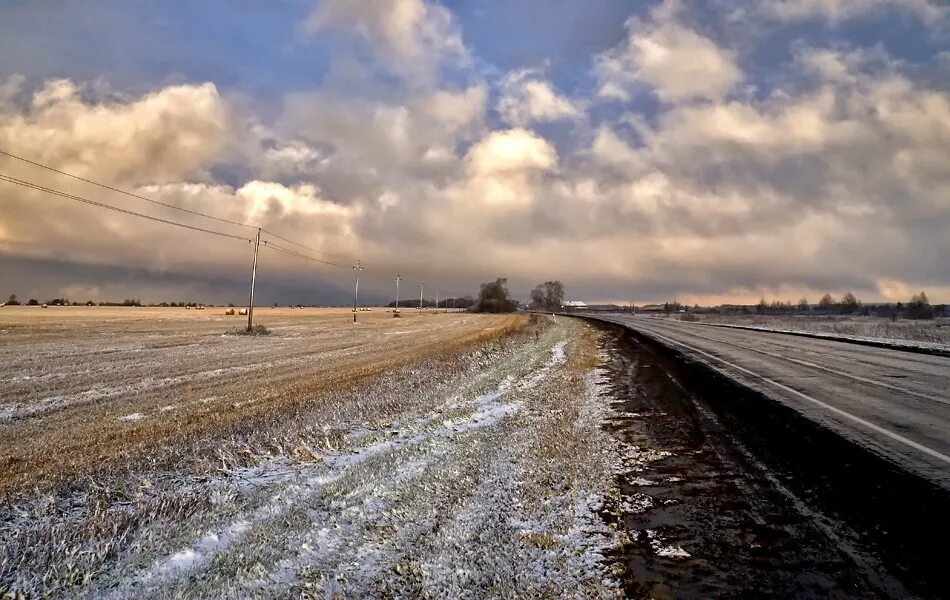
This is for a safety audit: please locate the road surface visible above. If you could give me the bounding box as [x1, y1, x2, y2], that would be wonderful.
[582, 314, 950, 490]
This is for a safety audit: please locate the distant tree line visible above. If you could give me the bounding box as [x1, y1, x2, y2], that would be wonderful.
[744, 291, 943, 320]
[386, 297, 475, 309]
[2, 294, 216, 308]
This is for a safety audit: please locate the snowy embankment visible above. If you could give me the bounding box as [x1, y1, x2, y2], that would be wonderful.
[1, 320, 623, 598]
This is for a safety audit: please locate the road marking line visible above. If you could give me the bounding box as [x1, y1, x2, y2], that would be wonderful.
[621, 322, 950, 466]
[641, 321, 949, 406]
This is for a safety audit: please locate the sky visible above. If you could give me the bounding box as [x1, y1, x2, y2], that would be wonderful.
[1, 0, 949, 306]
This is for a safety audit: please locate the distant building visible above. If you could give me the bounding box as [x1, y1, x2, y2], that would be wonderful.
[561, 300, 588, 310]
[638, 304, 666, 313]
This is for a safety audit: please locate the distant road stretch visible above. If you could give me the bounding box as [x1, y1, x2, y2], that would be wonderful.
[583, 314, 950, 490]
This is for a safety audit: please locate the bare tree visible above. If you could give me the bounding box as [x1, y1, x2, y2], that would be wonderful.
[529, 281, 565, 311]
[840, 291, 860, 314]
[473, 278, 516, 313]
[906, 291, 933, 320]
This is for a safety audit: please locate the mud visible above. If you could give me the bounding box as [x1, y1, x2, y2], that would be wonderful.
[594, 323, 947, 599]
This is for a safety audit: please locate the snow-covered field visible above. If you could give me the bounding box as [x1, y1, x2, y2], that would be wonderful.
[686, 314, 950, 353]
[1, 309, 629, 597]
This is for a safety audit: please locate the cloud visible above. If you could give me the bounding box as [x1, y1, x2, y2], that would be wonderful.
[0, 79, 229, 185]
[595, 2, 741, 102]
[236, 180, 359, 229]
[2, 2, 949, 306]
[762, 0, 948, 24]
[589, 126, 642, 167]
[304, 0, 469, 84]
[497, 69, 580, 126]
[465, 128, 557, 177]
[280, 84, 486, 174]
[0, 74, 26, 106]
[577, 45, 950, 301]
[0, 79, 367, 288]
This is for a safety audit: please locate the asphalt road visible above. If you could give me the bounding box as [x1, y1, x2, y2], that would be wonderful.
[583, 314, 950, 491]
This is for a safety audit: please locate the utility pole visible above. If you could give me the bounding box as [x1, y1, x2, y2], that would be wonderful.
[418, 283, 424, 310]
[394, 274, 401, 317]
[246, 227, 261, 332]
[435, 289, 439, 313]
[352, 260, 362, 323]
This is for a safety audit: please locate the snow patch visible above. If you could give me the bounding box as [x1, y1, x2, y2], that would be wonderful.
[643, 529, 691, 559]
[156, 520, 251, 575]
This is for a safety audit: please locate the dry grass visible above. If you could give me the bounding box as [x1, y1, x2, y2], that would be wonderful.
[0, 307, 525, 495]
[2, 312, 621, 598]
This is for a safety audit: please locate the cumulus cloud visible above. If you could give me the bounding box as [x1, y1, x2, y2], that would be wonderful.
[589, 126, 642, 167]
[578, 44, 950, 301]
[0, 79, 229, 184]
[304, 0, 469, 84]
[2, 1, 949, 305]
[237, 180, 359, 229]
[762, 0, 948, 24]
[595, 2, 741, 102]
[496, 69, 580, 126]
[0, 74, 25, 106]
[0, 79, 366, 289]
[465, 128, 557, 177]
[280, 84, 486, 172]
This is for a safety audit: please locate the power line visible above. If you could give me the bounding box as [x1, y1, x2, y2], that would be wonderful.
[0, 148, 373, 268]
[0, 170, 424, 282]
[0, 148, 256, 230]
[0, 173, 254, 242]
[260, 228, 354, 263]
[262, 240, 430, 293]
[262, 240, 355, 269]
[2, 170, 459, 319]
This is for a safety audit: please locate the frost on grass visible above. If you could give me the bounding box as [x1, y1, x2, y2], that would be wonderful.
[1, 319, 623, 598]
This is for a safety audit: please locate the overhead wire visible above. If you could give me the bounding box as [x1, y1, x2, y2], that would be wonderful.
[0, 169, 427, 284]
[0, 173, 254, 242]
[0, 148, 387, 274]
[261, 240, 355, 269]
[259, 229, 355, 263]
[0, 150, 445, 288]
[0, 148, 257, 230]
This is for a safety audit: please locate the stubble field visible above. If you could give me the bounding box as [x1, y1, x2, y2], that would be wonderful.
[0, 307, 523, 494]
[0, 307, 632, 598]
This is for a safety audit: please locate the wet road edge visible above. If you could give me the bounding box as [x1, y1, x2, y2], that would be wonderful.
[580, 316, 950, 598]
